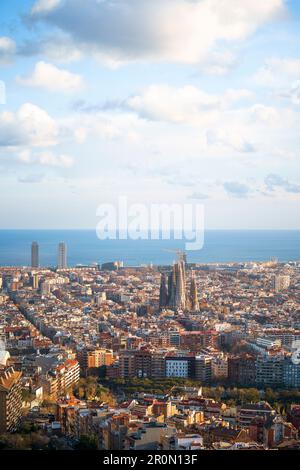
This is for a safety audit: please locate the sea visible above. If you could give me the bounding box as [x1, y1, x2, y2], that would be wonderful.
[0, 230, 299, 267]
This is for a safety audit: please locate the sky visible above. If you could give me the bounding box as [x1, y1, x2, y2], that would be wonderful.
[0, 0, 300, 229]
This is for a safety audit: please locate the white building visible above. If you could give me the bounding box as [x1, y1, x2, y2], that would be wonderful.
[165, 358, 190, 378]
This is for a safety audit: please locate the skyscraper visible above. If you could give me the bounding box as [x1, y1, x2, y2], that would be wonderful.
[58, 242, 67, 269]
[31, 241, 39, 268]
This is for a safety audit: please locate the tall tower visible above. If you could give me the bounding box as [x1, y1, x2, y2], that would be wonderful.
[58, 242, 67, 269]
[31, 241, 39, 268]
[190, 271, 199, 311]
[175, 261, 186, 310]
[159, 273, 168, 309]
[168, 264, 177, 308]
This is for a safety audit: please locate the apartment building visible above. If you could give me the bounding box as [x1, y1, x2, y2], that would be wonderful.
[0, 367, 22, 433]
[78, 348, 114, 374]
[165, 356, 195, 378]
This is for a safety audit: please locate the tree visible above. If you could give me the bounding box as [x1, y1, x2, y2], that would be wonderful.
[22, 388, 36, 406]
[30, 432, 50, 450]
[75, 434, 99, 450]
[0, 433, 30, 450]
[245, 388, 260, 403]
[19, 422, 39, 434]
[265, 388, 277, 403]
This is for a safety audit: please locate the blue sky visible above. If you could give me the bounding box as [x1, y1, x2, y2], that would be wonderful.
[0, 0, 300, 229]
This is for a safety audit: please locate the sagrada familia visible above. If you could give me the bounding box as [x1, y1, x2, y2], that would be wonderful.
[159, 257, 199, 311]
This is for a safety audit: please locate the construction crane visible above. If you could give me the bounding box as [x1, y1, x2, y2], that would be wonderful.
[163, 249, 187, 264]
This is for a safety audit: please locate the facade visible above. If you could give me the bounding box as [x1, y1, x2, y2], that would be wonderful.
[256, 355, 284, 387]
[195, 355, 212, 384]
[78, 348, 114, 373]
[180, 331, 217, 351]
[125, 423, 177, 450]
[119, 351, 135, 378]
[42, 360, 80, 399]
[256, 337, 281, 349]
[0, 367, 22, 433]
[238, 402, 275, 428]
[165, 356, 195, 378]
[134, 350, 152, 378]
[175, 434, 204, 450]
[212, 357, 228, 379]
[283, 357, 300, 388]
[151, 353, 167, 379]
[228, 354, 256, 386]
[56, 359, 80, 392]
[169, 331, 180, 347]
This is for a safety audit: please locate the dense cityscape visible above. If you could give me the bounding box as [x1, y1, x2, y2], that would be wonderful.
[1, 242, 300, 450]
[1, 0, 300, 463]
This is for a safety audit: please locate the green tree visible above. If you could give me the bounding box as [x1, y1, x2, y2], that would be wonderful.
[75, 434, 99, 450]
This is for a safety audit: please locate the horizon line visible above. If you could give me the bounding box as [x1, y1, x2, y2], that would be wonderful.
[0, 228, 300, 233]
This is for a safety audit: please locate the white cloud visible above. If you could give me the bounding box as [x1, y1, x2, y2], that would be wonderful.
[0, 37, 16, 64]
[31, 0, 62, 15]
[127, 85, 219, 123]
[289, 81, 300, 105]
[38, 151, 73, 167]
[17, 61, 84, 93]
[199, 50, 237, 76]
[265, 174, 300, 194]
[0, 103, 58, 148]
[254, 58, 300, 88]
[278, 80, 300, 105]
[253, 58, 300, 106]
[28, 0, 285, 66]
[19, 150, 73, 168]
[126, 84, 253, 124]
[70, 112, 142, 144]
[74, 127, 88, 144]
[248, 104, 280, 124]
[69, 84, 298, 163]
[223, 89, 254, 106]
[207, 128, 255, 153]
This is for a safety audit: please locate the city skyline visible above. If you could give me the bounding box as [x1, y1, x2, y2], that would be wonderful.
[0, 0, 299, 230]
[1, 256, 300, 452]
[1, 1, 300, 457]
